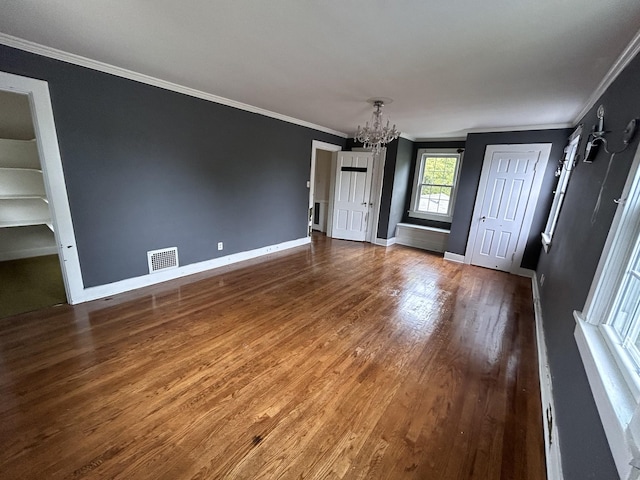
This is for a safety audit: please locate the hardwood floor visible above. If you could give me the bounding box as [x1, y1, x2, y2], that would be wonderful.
[0, 234, 545, 479]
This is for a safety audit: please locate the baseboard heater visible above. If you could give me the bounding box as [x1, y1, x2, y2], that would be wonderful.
[395, 223, 449, 253]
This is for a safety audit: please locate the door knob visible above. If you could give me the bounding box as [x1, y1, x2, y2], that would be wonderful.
[480, 216, 486, 222]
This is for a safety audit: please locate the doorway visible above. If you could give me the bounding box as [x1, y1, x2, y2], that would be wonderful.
[311, 149, 333, 233]
[465, 143, 551, 274]
[0, 71, 83, 308]
[309, 140, 342, 237]
[0, 89, 66, 317]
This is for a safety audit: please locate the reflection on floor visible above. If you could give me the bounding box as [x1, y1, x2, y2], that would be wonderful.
[0, 254, 66, 318]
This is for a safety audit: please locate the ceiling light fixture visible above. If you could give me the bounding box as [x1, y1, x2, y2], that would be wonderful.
[355, 98, 400, 154]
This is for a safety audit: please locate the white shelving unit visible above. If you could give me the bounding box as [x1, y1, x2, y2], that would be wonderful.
[0, 138, 56, 260]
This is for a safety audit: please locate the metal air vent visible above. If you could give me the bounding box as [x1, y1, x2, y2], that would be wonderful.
[147, 247, 179, 273]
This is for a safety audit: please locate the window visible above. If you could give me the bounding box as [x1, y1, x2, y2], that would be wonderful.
[601, 219, 640, 399]
[574, 144, 640, 478]
[409, 149, 463, 222]
[541, 126, 582, 252]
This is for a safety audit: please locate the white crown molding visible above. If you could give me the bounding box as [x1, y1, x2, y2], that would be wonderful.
[411, 123, 573, 142]
[400, 133, 416, 142]
[573, 29, 640, 124]
[413, 137, 468, 143]
[0, 33, 348, 139]
[465, 123, 574, 134]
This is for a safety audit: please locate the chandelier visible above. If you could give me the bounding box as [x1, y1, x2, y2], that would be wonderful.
[355, 98, 400, 154]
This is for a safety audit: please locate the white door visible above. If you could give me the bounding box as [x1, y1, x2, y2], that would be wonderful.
[331, 152, 374, 241]
[468, 144, 551, 272]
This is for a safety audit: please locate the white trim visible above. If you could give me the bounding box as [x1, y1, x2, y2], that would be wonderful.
[532, 274, 565, 480]
[374, 237, 396, 247]
[444, 251, 465, 263]
[571, 142, 640, 480]
[327, 150, 382, 244]
[309, 141, 342, 235]
[575, 313, 637, 480]
[413, 124, 573, 142]
[541, 126, 582, 253]
[515, 267, 535, 278]
[0, 33, 347, 139]
[573, 30, 640, 125]
[0, 71, 85, 304]
[464, 143, 552, 274]
[400, 133, 416, 142]
[75, 237, 310, 303]
[408, 148, 463, 222]
[581, 144, 640, 326]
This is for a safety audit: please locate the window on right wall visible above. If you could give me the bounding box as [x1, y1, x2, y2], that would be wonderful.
[574, 141, 640, 478]
[541, 126, 582, 252]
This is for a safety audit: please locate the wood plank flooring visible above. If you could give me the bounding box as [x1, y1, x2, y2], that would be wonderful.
[0, 234, 545, 479]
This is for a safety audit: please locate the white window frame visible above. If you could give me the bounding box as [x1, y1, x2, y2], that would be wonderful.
[574, 142, 640, 480]
[408, 148, 463, 222]
[541, 126, 582, 252]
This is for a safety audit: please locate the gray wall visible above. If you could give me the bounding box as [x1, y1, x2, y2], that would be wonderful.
[448, 129, 570, 269]
[386, 137, 413, 238]
[374, 137, 414, 239]
[536, 54, 640, 479]
[0, 44, 346, 287]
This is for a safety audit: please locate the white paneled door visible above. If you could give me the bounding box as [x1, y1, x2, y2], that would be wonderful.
[469, 145, 549, 272]
[331, 152, 374, 241]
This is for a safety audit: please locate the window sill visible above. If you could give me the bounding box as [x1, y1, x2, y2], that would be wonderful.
[574, 311, 640, 479]
[408, 211, 452, 223]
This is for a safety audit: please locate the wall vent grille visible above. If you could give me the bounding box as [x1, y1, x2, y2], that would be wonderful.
[147, 247, 179, 273]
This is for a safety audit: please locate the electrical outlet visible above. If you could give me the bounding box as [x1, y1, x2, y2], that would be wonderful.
[217, 242, 223, 251]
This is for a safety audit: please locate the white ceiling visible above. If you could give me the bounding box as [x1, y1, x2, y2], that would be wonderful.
[1, 1, 640, 140]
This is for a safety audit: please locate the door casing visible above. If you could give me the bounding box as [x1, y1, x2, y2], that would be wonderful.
[309, 140, 342, 236]
[0, 71, 84, 303]
[327, 150, 384, 243]
[464, 143, 551, 275]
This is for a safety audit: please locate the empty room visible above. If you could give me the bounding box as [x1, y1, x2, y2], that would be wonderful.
[1, 2, 640, 479]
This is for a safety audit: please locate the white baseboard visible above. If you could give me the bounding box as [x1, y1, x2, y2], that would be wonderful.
[374, 237, 396, 247]
[516, 267, 535, 278]
[443, 251, 465, 263]
[532, 273, 564, 480]
[74, 237, 311, 304]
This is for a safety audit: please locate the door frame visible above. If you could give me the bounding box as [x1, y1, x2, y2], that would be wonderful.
[464, 143, 551, 275]
[326, 148, 385, 243]
[309, 140, 342, 236]
[0, 71, 84, 304]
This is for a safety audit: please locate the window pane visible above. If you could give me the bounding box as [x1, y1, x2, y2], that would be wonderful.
[419, 185, 452, 214]
[612, 274, 640, 337]
[422, 156, 457, 186]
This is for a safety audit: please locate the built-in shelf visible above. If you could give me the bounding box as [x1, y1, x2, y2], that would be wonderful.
[0, 137, 54, 257]
[0, 197, 52, 228]
[0, 139, 40, 169]
[0, 167, 46, 197]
